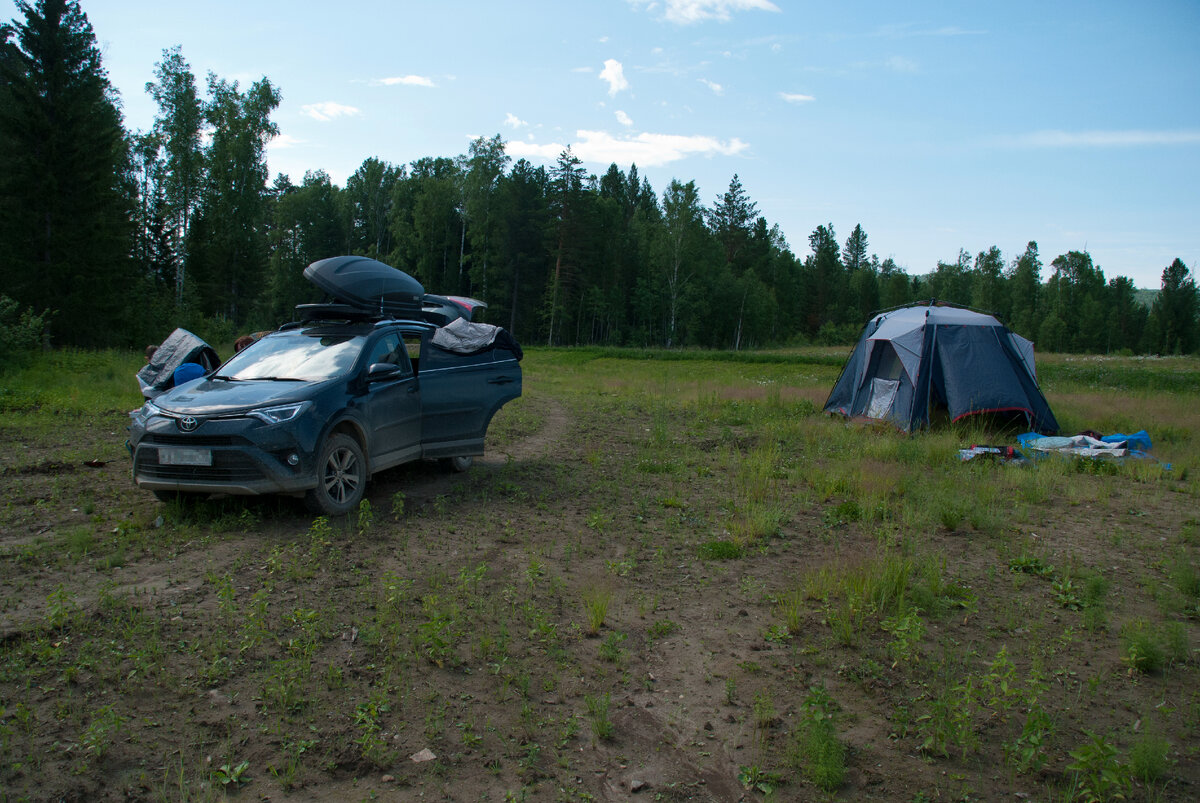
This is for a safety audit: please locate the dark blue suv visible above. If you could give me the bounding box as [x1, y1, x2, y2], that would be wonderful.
[128, 257, 522, 515]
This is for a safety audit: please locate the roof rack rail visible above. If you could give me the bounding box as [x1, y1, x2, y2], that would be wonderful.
[293, 303, 385, 323]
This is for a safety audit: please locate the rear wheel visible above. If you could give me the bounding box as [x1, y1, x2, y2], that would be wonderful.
[305, 433, 366, 516]
[443, 455, 473, 473]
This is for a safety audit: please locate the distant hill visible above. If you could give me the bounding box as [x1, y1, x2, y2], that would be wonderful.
[1135, 288, 1158, 308]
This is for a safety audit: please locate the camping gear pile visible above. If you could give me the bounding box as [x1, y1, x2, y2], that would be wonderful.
[958, 429, 1161, 466]
[1018, 430, 1152, 458]
[136, 328, 220, 399]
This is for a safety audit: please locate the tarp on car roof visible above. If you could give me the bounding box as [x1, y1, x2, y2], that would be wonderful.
[430, 318, 523, 360]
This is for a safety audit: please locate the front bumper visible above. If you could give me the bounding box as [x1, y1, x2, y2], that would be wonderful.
[130, 412, 319, 496]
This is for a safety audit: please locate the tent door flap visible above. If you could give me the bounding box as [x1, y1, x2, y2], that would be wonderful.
[866, 378, 900, 419]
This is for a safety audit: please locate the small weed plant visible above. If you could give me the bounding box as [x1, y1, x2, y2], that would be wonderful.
[581, 586, 613, 635]
[1129, 733, 1171, 785]
[789, 684, 845, 792]
[584, 693, 613, 742]
[1065, 730, 1132, 803]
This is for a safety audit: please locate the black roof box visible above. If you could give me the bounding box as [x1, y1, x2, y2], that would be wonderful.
[304, 256, 424, 316]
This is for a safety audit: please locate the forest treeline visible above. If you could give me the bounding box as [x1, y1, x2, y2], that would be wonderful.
[2, 0, 1198, 355]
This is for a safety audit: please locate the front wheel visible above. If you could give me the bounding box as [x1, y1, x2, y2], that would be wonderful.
[305, 433, 367, 516]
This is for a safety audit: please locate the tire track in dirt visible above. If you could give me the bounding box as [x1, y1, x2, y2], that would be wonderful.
[480, 394, 571, 465]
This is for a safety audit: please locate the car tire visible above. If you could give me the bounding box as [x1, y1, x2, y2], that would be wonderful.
[305, 433, 367, 516]
[443, 455, 473, 473]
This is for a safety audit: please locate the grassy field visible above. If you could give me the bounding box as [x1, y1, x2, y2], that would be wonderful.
[0, 346, 1197, 802]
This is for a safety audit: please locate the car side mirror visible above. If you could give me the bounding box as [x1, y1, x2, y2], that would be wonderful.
[367, 362, 403, 382]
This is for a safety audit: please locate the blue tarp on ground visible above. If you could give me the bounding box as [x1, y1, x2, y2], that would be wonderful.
[1016, 429, 1154, 459]
[960, 430, 1159, 465]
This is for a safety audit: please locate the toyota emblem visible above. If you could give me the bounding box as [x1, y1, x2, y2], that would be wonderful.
[178, 416, 199, 432]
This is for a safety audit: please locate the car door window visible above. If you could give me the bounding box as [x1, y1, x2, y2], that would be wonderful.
[367, 333, 410, 374]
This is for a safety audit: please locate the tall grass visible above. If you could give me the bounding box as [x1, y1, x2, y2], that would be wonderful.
[0, 348, 145, 415]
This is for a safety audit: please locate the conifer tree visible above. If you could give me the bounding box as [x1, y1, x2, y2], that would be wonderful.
[1152, 258, 1198, 354]
[0, 0, 134, 346]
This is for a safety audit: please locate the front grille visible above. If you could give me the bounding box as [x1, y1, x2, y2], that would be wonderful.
[135, 449, 265, 483]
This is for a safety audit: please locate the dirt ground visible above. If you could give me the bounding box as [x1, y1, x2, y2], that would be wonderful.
[0, 383, 1197, 802]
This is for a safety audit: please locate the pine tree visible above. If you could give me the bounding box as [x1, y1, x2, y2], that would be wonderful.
[1006, 242, 1041, 339]
[493, 158, 549, 337]
[803, 223, 843, 333]
[546, 148, 589, 344]
[0, 0, 134, 346]
[1152, 258, 1198, 354]
[709, 174, 758, 268]
[842, 224, 868, 273]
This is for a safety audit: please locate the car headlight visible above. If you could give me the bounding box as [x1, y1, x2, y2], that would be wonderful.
[139, 400, 164, 418]
[249, 402, 309, 424]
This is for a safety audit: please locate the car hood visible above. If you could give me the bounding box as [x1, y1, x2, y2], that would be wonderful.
[152, 377, 333, 416]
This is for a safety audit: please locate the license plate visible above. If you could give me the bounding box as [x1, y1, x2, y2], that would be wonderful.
[158, 447, 212, 466]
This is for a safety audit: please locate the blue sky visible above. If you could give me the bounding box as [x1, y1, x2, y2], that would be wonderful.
[45, 0, 1200, 288]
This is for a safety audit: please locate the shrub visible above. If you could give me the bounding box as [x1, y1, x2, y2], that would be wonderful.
[0, 295, 51, 371]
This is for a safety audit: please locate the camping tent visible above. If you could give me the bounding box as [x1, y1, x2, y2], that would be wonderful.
[823, 303, 1059, 434]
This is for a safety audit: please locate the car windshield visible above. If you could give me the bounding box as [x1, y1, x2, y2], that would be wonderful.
[217, 331, 366, 381]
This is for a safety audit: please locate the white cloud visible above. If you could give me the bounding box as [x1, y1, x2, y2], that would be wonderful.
[505, 112, 528, 129]
[870, 23, 986, 38]
[599, 59, 629, 96]
[698, 78, 723, 95]
[779, 92, 815, 103]
[268, 133, 304, 149]
[630, 0, 781, 24]
[885, 56, 919, 73]
[994, 129, 1200, 148]
[301, 101, 361, 122]
[376, 74, 435, 87]
[506, 129, 748, 167]
[615, 110, 634, 126]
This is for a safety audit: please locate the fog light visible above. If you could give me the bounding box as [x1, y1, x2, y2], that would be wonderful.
[287, 453, 300, 466]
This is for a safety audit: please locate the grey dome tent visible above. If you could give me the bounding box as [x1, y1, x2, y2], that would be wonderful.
[823, 303, 1059, 434]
